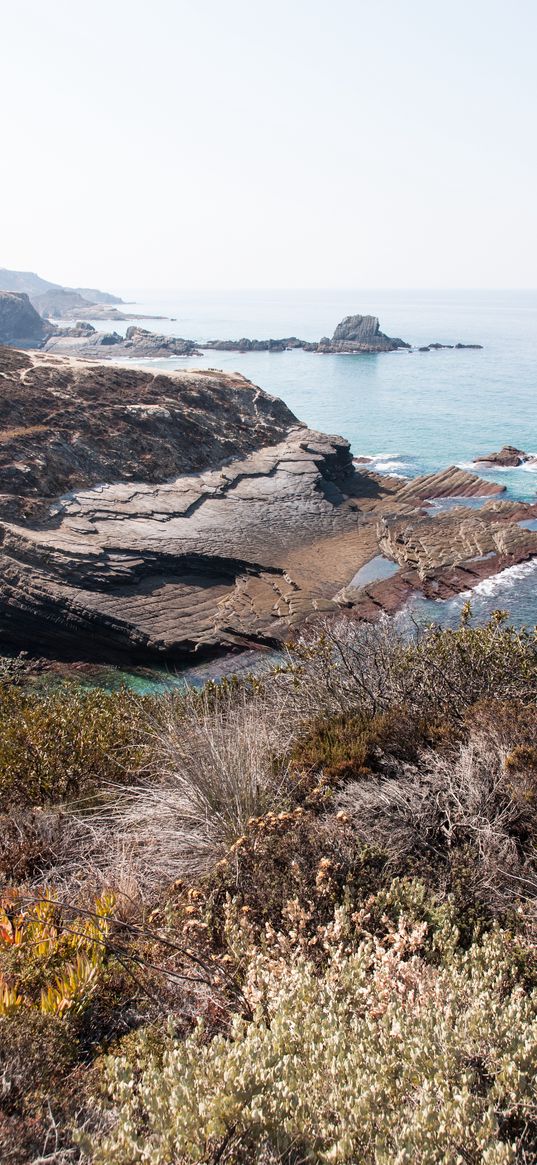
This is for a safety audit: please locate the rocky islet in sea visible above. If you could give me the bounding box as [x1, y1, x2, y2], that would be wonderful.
[473, 445, 536, 468]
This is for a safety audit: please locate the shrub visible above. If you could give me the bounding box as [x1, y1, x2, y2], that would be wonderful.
[162, 807, 385, 955]
[0, 1009, 79, 1165]
[336, 727, 537, 912]
[88, 909, 537, 1164]
[281, 612, 537, 725]
[0, 682, 147, 810]
[0, 805, 69, 885]
[290, 705, 447, 786]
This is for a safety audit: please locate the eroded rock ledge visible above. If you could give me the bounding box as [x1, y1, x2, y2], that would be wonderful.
[0, 345, 535, 663]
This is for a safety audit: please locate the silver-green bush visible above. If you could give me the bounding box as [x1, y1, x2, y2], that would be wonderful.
[88, 911, 537, 1164]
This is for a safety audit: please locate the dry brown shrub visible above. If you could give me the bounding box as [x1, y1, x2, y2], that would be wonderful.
[336, 728, 537, 912]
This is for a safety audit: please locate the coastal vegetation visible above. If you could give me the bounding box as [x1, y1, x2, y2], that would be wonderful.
[0, 610, 536, 1162]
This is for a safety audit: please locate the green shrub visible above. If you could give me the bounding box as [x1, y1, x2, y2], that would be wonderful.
[0, 683, 147, 809]
[290, 705, 448, 786]
[400, 612, 537, 721]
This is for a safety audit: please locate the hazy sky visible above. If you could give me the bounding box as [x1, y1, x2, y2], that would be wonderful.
[2, 0, 536, 291]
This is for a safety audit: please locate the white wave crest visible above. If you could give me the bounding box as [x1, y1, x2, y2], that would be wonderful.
[456, 460, 514, 473]
[354, 452, 412, 478]
[458, 557, 537, 600]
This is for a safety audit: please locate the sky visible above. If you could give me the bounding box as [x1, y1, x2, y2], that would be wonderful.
[1, 0, 536, 292]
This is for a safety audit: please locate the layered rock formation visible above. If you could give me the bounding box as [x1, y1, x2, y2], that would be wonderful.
[325, 314, 409, 352]
[377, 498, 537, 600]
[0, 293, 55, 348]
[0, 347, 357, 659]
[0, 345, 534, 664]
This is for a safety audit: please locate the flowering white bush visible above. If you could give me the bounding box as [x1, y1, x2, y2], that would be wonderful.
[88, 915, 537, 1164]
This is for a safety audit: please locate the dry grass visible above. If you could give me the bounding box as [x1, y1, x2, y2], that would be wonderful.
[64, 684, 298, 896]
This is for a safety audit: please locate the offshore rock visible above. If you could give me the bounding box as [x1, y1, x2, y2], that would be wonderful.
[419, 342, 483, 352]
[204, 316, 410, 355]
[204, 337, 304, 352]
[32, 313, 484, 361]
[474, 446, 528, 467]
[328, 314, 410, 352]
[389, 465, 505, 501]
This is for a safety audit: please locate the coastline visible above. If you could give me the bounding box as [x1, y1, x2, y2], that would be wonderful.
[0, 344, 535, 691]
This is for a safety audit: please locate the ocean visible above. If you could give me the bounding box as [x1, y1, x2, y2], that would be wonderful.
[89, 288, 537, 634]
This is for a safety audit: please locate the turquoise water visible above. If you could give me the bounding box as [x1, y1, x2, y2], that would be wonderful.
[107, 288, 537, 497]
[91, 288, 537, 646]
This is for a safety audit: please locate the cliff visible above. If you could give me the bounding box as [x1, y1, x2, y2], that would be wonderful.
[0, 347, 353, 660]
[0, 292, 55, 348]
[31, 288, 96, 318]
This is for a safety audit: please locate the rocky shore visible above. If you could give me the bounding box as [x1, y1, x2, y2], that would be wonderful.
[0, 344, 534, 664]
[0, 292, 484, 360]
[203, 314, 410, 354]
[43, 324, 201, 359]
